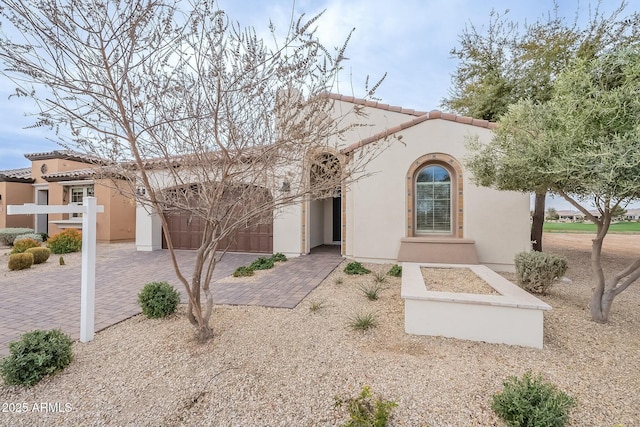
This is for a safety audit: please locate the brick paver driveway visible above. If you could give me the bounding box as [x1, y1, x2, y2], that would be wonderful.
[0, 243, 341, 356]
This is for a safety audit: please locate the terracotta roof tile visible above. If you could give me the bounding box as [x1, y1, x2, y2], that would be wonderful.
[24, 150, 106, 165]
[323, 93, 427, 117]
[41, 168, 97, 181]
[0, 167, 33, 183]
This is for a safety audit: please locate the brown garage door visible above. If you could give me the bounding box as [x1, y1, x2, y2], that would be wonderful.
[162, 210, 273, 253]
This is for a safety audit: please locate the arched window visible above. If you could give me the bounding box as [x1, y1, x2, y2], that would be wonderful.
[415, 165, 451, 233]
[406, 153, 463, 238]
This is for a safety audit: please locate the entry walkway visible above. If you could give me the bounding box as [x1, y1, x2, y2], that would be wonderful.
[0, 244, 342, 356]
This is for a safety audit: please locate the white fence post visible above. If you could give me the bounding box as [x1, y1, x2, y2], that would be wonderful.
[80, 197, 97, 342]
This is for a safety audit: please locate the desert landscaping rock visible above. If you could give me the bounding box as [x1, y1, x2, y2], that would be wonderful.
[422, 266, 499, 294]
[1, 233, 639, 426]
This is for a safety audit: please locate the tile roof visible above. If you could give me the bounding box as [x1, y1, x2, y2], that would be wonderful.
[41, 168, 98, 182]
[323, 93, 427, 117]
[0, 167, 34, 183]
[24, 150, 107, 165]
[340, 109, 497, 154]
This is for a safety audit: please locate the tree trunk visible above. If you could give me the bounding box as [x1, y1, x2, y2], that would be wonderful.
[531, 191, 546, 252]
[589, 232, 610, 323]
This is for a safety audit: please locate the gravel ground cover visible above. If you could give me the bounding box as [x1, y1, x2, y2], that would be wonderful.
[1, 233, 639, 426]
[422, 267, 498, 294]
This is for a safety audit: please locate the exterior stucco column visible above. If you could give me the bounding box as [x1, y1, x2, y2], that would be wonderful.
[135, 203, 162, 251]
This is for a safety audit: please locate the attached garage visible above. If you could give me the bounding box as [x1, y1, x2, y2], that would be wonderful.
[160, 181, 274, 253]
[162, 210, 273, 252]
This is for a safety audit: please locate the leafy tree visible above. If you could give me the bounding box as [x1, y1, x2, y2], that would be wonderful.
[444, 1, 640, 251]
[611, 205, 628, 220]
[0, 0, 383, 340]
[468, 47, 640, 323]
[546, 207, 559, 221]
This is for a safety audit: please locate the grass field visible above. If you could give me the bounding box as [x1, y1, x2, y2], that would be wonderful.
[543, 221, 640, 233]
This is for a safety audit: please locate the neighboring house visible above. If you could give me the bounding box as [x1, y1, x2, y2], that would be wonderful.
[557, 210, 585, 222]
[0, 168, 34, 229]
[624, 208, 640, 221]
[0, 150, 135, 242]
[136, 94, 530, 271]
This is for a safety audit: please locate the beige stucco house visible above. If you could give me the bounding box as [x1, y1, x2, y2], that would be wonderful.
[136, 95, 530, 271]
[0, 151, 136, 242]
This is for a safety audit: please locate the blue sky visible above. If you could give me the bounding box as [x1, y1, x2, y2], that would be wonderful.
[1, 0, 638, 209]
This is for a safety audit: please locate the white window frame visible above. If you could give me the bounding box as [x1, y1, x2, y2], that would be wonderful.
[69, 185, 95, 218]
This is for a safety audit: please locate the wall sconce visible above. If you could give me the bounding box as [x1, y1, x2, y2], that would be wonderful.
[136, 187, 146, 196]
[0, 194, 2, 201]
[62, 188, 68, 203]
[279, 181, 290, 192]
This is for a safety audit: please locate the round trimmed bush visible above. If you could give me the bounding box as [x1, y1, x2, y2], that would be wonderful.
[137, 281, 181, 319]
[515, 251, 568, 294]
[0, 227, 34, 245]
[10, 238, 41, 254]
[26, 247, 51, 264]
[47, 228, 82, 254]
[8, 252, 34, 271]
[14, 233, 44, 244]
[0, 329, 73, 387]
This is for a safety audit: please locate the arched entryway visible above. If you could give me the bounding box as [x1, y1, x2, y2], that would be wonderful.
[303, 152, 343, 254]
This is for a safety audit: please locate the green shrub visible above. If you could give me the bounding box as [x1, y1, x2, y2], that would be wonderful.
[334, 385, 398, 427]
[137, 281, 181, 319]
[233, 266, 254, 277]
[39, 232, 49, 242]
[10, 238, 41, 254]
[344, 261, 371, 275]
[492, 371, 575, 427]
[349, 312, 378, 331]
[26, 247, 51, 264]
[515, 252, 568, 294]
[0, 228, 35, 245]
[359, 283, 384, 301]
[0, 329, 73, 387]
[250, 256, 275, 270]
[387, 265, 402, 277]
[47, 228, 82, 254]
[8, 253, 34, 271]
[14, 233, 44, 244]
[270, 252, 287, 262]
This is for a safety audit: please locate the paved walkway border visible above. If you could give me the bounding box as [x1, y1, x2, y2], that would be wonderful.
[0, 244, 342, 356]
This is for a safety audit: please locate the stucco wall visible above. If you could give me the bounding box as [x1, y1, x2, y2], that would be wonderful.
[272, 203, 302, 257]
[344, 119, 530, 269]
[309, 199, 324, 248]
[0, 182, 34, 229]
[94, 179, 135, 242]
[328, 100, 418, 148]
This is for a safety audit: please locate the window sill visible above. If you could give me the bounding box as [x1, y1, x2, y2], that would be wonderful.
[49, 219, 83, 229]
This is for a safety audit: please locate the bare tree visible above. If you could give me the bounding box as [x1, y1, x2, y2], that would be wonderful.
[0, 0, 384, 340]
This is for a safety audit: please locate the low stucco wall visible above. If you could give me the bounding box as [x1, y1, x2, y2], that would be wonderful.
[401, 262, 551, 348]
